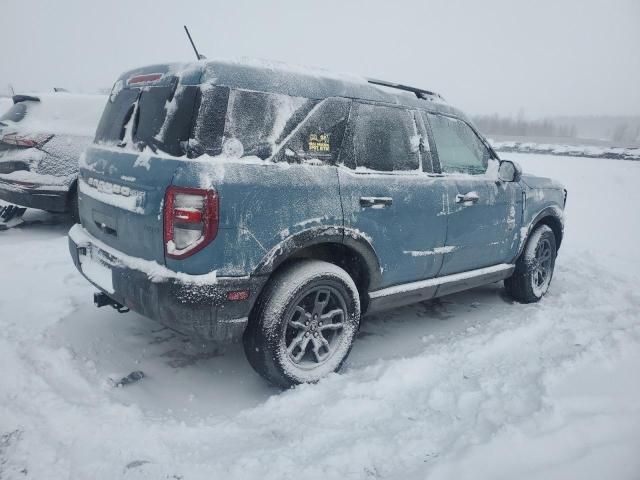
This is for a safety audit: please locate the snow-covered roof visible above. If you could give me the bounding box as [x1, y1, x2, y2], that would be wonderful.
[117, 57, 468, 122]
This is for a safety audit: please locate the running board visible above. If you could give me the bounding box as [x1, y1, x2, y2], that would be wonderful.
[367, 264, 514, 313]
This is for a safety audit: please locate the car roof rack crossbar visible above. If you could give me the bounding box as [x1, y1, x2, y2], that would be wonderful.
[367, 78, 444, 101]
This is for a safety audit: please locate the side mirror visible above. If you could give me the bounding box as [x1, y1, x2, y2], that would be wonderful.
[498, 160, 522, 182]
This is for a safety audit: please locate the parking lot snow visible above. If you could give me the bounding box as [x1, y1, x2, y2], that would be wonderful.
[1, 154, 639, 479]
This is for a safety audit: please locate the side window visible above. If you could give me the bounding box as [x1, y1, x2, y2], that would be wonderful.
[224, 90, 314, 159]
[345, 103, 420, 172]
[427, 114, 491, 174]
[276, 97, 350, 165]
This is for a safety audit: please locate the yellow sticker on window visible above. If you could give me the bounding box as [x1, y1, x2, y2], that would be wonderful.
[308, 133, 330, 153]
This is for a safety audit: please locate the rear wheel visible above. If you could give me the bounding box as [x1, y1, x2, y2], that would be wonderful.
[505, 224, 557, 303]
[243, 260, 360, 388]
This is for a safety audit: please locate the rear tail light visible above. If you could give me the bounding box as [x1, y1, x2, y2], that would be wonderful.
[164, 186, 218, 259]
[1, 133, 52, 148]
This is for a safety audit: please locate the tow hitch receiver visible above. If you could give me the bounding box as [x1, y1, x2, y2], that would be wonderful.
[94, 292, 130, 313]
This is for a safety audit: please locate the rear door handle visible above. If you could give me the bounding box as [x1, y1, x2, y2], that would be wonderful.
[360, 196, 393, 208]
[455, 191, 480, 204]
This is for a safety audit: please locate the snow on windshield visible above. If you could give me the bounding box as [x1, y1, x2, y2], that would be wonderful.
[1, 93, 106, 137]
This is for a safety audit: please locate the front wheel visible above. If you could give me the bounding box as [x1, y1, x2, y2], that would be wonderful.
[505, 224, 557, 303]
[243, 260, 361, 388]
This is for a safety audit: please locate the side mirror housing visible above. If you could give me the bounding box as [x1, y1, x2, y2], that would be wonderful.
[498, 160, 523, 182]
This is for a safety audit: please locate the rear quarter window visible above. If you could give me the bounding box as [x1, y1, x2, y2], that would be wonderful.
[274, 97, 349, 165]
[192, 87, 316, 160]
[224, 89, 314, 159]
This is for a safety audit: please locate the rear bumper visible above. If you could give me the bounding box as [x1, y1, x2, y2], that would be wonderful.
[68, 224, 267, 343]
[0, 176, 72, 212]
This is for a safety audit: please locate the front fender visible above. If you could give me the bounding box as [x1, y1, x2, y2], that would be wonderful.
[515, 205, 564, 260]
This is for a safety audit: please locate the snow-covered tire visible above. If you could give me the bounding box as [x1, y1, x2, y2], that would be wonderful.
[243, 259, 361, 388]
[505, 224, 557, 303]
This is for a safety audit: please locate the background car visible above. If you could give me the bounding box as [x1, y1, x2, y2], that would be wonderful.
[0, 91, 106, 220]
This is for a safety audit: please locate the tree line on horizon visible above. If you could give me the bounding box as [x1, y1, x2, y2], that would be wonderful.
[472, 114, 576, 138]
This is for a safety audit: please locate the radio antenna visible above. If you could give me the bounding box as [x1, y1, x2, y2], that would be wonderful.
[184, 25, 206, 60]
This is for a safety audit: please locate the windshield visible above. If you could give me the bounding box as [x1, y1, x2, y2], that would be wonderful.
[94, 79, 198, 157]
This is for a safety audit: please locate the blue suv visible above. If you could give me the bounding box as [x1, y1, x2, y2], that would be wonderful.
[68, 60, 566, 387]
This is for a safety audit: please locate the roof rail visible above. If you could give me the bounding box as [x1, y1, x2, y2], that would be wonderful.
[367, 78, 444, 101]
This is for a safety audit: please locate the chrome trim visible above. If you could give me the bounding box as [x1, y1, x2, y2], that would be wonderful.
[218, 316, 249, 324]
[369, 263, 514, 299]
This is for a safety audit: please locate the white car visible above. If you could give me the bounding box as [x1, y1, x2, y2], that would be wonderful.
[0, 92, 106, 219]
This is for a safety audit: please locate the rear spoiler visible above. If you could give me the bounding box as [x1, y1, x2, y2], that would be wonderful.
[12, 95, 40, 104]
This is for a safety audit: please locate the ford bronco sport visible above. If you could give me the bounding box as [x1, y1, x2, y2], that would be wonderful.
[68, 59, 566, 387]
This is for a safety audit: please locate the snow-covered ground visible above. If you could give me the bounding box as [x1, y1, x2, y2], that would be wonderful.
[489, 139, 640, 161]
[1, 153, 639, 479]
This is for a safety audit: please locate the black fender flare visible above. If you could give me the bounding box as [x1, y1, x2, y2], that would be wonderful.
[253, 226, 383, 290]
[515, 206, 564, 260]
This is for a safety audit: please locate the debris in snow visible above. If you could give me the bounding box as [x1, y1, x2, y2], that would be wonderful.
[0, 204, 27, 230]
[113, 370, 145, 388]
[125, 459, 151, 469]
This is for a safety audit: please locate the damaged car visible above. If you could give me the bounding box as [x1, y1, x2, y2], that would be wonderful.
[68, 59, 566, 387]
[0, 92, 106, 220]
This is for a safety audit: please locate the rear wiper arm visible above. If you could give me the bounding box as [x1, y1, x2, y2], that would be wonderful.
[136, 137, 160, 154]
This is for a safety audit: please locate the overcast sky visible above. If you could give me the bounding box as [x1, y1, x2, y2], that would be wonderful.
[1, 0, 638, 118]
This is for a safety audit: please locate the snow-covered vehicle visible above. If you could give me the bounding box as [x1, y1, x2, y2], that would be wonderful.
[0, 92, 106, 219]
[68, 59, 567, 387]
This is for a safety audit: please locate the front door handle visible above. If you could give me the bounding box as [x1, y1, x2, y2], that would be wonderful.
[455, 191, 480, 204]
[360, 196, 393, 208]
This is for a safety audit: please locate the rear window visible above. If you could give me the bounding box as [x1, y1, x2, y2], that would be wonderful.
[96, 82, 316, 161]
[0, 103, 27, 124]
[94, 79, 198, 157]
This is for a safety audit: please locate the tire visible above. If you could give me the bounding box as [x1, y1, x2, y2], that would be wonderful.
[505, 224, 557, 303]
[243, 259, 361, 388]
[69, 186, 79, 223]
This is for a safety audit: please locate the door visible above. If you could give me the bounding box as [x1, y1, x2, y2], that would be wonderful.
[424, 113, 522, 276]
[338, 103, 448, 288]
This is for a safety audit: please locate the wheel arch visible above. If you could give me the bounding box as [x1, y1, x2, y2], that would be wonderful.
[517, 207, 564, 260]
[253, 226, 382, 311]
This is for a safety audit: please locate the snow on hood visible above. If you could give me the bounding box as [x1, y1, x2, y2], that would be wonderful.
[520, 173, 565, 190]
[2, 93, 107, 137]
